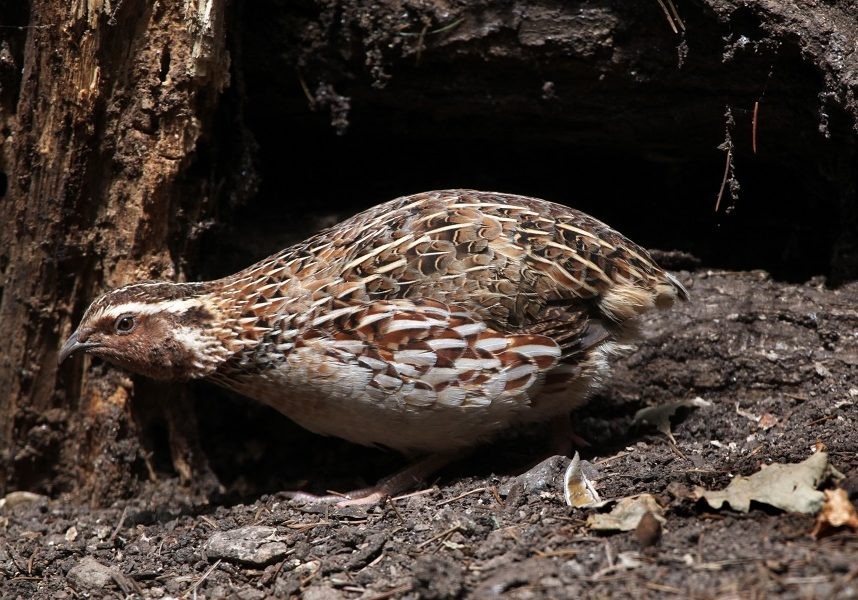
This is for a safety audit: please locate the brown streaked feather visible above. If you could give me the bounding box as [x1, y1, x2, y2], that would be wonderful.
[68, 189, 688, 453]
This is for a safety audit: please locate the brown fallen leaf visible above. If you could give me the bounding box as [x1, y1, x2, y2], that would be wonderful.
[694, 452, 830, 514]
[811, 488, 858, 538]
[633, 397, 711, 444]
[587, 494, 666, 532]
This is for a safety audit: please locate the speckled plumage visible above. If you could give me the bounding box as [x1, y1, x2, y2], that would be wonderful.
[61, 190, 688, 455]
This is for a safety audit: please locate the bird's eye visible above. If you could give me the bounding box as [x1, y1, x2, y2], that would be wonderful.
[114, 315, 136, 334]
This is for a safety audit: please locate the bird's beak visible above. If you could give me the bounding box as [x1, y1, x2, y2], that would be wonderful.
[58, 329, 100, 365]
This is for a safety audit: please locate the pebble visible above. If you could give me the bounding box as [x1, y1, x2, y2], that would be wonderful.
[66, 556, 116, 589]
[204, 525, 290, 566]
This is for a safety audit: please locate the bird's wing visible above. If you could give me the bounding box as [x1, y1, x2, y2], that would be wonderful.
[296, 297, 561, 408]
[298, 190, 686, 356]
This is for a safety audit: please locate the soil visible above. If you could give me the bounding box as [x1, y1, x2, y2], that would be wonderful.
[2, 0, 858, 598]
[3, 270, 857, 599]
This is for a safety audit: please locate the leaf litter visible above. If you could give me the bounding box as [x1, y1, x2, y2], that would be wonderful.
[693, 451, 840, 514]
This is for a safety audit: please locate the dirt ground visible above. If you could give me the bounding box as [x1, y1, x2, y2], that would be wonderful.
[2, 269, 857, 599]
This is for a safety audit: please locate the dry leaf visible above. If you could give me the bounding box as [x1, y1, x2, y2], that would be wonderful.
[811, 488, 858, 538]
[694, 452, 829, 514]
[633, 397, 711, 443]
[587, 494, 665, 532]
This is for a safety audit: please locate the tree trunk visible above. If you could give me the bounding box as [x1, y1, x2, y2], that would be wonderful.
[0, 0, 230, 503]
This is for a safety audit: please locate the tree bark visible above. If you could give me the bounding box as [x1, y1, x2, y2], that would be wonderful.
[0, 0, 229, 502]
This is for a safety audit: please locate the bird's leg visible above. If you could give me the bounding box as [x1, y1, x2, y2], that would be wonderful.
[283, 452, 462, 507]
[548, 413, 590, 457]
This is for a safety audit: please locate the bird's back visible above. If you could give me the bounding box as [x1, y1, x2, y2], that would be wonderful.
[210, 190, 687, 452]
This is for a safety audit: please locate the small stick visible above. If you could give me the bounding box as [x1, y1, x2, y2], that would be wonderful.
[296, 70, 315, 109]
[366, 583, 413, 600]
[714, 148, 732, 213]
[437, 487, 488, 506]
[655, 0, 678, 34]
[109, 506, 128, 542]
[645, 581, 682, 594]
[665, 0, 686, 32]
[386, 497, 405, 523]
[533, 548, 579, 558]
[595, 451, 630, 465]
[416, 524, 461, 549]
[752, 100, 759, 154]
[391, 487, 435, 501]
[182, 559, 220, 599]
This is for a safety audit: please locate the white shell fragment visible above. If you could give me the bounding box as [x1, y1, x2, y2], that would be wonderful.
[563, 451, 603, 507]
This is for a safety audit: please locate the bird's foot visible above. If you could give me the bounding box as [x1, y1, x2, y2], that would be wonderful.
[281, 453, 460, 507]
[549, 414, 591, 457]
[279, 486, 390, 507]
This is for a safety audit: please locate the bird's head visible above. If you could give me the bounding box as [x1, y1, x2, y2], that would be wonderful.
[58, 282, 234, 380]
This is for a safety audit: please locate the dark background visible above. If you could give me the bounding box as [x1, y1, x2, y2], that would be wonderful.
[184, 0, 857, 497]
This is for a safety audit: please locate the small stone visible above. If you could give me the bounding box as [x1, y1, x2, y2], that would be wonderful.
[0, 491, 49, 511]
[66, 557, 116, 589]
[234, 588, 267, 600]
[204, 526, 290, 566]
[65, 526, 78, 542]
[303, 585, 345, 600]
[499, 455, 569, 496]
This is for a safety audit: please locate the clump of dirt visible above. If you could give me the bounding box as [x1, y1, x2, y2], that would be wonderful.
[3, 271, 857, 598]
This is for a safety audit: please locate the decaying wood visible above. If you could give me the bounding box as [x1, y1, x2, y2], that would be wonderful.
[0, 0, 229, 501]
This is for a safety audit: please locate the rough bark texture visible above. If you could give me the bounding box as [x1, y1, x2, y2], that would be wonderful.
[0, 0, 231, 502]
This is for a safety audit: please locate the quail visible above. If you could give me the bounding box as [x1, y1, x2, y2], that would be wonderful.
[60, 189, 688, 503]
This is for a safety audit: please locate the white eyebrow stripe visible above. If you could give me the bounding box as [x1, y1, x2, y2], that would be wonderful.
[100, 299, 202, 319]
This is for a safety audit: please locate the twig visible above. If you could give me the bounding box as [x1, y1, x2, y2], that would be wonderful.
[365, 583, 413, 600]
[655, 0, 678, 33]
[109, 506, 128, 542]
[806, 415, 836, 427]
[0, 24, 55, 30]
[596, 451, 631, 465]
[665, 0, 686, 32]
[296, 70, 315, 110]
[668, 440, 688, 460]
[490, 486, 504, 506]
[752, 100, 759, 154]
[400, 17, 464, 37]
[181, 559, 220, 599]
[6, 542, 27, 573]
[386, 497, 405, 523]
[645, 581, 682, 594]
[415, 22, 429, 65]
[392, 487, 435, 501]
[714, 148, 732, 213]
[437, 487, 488, 506]
[27, 547, 38, 575]
[287, 520, 332, 532]
[299, 561, 321, 587]
[416, 524, 461, 549]
[533, 548, 579, 558]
